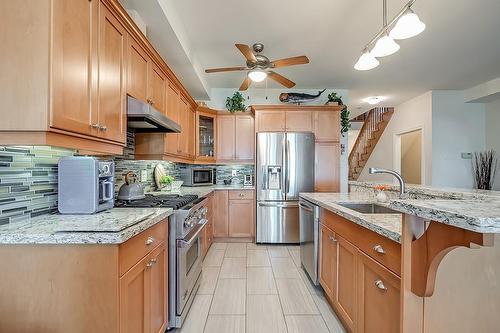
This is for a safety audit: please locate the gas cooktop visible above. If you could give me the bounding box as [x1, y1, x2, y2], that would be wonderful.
[115, 194, 199, 210]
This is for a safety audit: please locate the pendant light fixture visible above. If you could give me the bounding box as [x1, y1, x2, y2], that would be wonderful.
[354, 0, 425, 71]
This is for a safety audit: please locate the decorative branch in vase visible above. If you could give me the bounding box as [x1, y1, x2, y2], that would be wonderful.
[472, 150, 497, 190]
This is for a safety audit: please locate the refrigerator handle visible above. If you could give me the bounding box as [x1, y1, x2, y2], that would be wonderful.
[283, 135, 289, 198]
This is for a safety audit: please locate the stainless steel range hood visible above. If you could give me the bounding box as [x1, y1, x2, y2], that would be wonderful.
[127, 95, 181, 133]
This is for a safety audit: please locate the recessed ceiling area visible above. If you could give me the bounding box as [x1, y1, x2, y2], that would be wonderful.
[120, 0, 500, 112]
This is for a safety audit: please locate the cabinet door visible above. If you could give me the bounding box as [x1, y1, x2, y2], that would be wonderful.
[357, 251, 400, 333]
[149, 243, 168, 333]
[228, 199, 254, 237]
[196, 111, 217, 161]
[148, 63, 167, 114]
[188, 107, 196, 158]
[335, 235, 357, 332]
[314, 111, 340, 142]
[127, 36, 149, 102]
[255, 111, 286, 132]
[315, 142, 340, 192]
[319, 224, 337, 299]
[120, 255, 150, 333]
[235, 115, 255, 161]
[178, 97, 190, 156]
[97, 2, 126, 144]
[285, 111, 313, 132]
[50, 0, 97, 136]
[216, 116, 236, 160]
[213, 190, 228, 237]
[165, 81, 180, 155]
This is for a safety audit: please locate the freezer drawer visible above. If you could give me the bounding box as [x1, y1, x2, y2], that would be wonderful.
[256, 201, 299, 244]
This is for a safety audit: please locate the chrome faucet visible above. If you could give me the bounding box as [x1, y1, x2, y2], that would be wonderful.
[369, 168, 406, 196]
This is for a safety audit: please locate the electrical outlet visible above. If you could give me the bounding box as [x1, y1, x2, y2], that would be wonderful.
[232, 170, 237, 177]
[461, 152, 472, 160]
[140, 169, 148, 182]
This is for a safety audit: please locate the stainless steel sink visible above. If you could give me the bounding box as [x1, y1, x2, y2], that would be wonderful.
[337, 203, 400, 214]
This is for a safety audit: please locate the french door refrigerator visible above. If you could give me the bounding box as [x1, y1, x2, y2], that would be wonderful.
[256, 132, 315, 243]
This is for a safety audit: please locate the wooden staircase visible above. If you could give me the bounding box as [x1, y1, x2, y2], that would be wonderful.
[348, 107, 394, 180]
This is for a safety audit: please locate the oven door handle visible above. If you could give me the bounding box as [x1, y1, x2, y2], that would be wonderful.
[177, 219, 208, 248]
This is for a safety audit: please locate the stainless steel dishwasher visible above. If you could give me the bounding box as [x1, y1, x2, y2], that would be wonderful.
[299, 198, 320, 285]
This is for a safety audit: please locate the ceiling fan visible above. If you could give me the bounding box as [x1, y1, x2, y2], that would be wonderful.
[205, 43, 309, 91]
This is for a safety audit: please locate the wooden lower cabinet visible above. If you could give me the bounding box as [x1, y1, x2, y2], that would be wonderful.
[228, 199, 254, 237]
[213, 190, 229, 237]
[319, 209, 401, 333]
[319, 224, 336, 298]
[357, 251, 400, 333]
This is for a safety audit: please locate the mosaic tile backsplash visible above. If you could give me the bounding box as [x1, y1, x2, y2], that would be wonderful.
[0, 146, 74, 225]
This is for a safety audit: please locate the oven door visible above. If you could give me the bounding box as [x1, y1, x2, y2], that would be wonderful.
[176, 222, 205, 315]
[192, 168, 214, 185]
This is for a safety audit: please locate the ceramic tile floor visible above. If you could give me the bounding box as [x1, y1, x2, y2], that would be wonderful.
[173, 242, 346, 333]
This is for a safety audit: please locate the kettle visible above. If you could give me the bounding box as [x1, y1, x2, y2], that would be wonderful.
[117, 171, 146, 201]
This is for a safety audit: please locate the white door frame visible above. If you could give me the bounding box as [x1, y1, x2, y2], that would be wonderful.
[393, 127, 425, 185]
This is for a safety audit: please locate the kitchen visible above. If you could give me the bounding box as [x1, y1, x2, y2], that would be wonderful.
[1, 0, 500, 333]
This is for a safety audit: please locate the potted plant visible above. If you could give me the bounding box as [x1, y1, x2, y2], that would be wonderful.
[326, 92, 344, 106]
[225, 91, 246, 113]
[159, 175, 175, 191]
[340, 105, 351, 137]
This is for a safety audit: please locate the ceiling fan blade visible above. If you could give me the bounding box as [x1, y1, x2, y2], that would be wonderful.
[271, 55, 309, 68]
[239, 76, 251, 91]
[205, 66, 247, 73]
[235, 44, 257, 62]
[268, 71, 295, 88]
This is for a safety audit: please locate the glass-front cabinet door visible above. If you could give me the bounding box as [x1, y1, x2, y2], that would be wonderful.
[196, 107, 217, 163]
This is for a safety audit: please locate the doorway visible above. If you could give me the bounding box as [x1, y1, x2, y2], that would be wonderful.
[399, 129, 422, 184]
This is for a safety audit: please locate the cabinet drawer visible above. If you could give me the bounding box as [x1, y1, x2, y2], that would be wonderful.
[320, 208, 362, 246]
[228, 190, 255, 200]
[119, 220, 167, 276]
[357, 227, 401, 276]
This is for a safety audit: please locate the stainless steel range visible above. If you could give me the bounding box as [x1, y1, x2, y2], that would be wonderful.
[115, 193, 208, 329]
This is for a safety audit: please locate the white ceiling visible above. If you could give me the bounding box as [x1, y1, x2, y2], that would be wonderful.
[120, 0, 500, 112]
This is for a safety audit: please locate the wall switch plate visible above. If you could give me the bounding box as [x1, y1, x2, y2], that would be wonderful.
[232, 170, 237, 177]
[461, 152, 472, 159]
[140, 169, 148, 182]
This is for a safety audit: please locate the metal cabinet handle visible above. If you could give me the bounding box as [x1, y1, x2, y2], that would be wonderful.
[373, 244, 385, 254]
[328, 235, 337, 243]
[90, 123, 100, 129]
[145, 236, 155, 246]
[375, 279, 387, 292]
[99, 125, 107, 132]
[238, 193, 244, 197]
[146, 261, 154, 268]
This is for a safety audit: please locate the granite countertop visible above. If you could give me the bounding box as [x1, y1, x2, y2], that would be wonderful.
[300, 192, 402, 243]
[149, 184, 256, 198]
[0, 208, 173, 245]
[390, 199, 500, 233]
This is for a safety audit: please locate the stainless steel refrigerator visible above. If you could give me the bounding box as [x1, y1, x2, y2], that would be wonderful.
[256, 132, 315, 243]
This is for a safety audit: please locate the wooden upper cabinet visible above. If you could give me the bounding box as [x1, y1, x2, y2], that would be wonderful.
[235, 115, 255, 161]
[178, 97, 190, 156]
[320, 224, 337, 299]
[285, 111, 313, 132]
[217, 115, 236, 160]
[335, 235, 357, 332]
[50, 0, 97, 137]
[195, 108, 217, 163]
[96, 1, 126, 144]
[228, 199, 254, 238]
[165, 81, 180, 156]
[188, 107, 196, 158]
[357, 251, 400, 333]
[126, 36, 149, 102]
[314, 111, 340, 142]
[148, 63, 167, 114]
[315, 142, 340, 192]
[256, 110, 286, 132]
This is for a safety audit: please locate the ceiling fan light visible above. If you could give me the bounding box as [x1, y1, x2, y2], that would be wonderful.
[371, 35, 400, 57]
[389, 10, 426, 40]
[248, 69, 267, 82]
[354, 51, 380, 71]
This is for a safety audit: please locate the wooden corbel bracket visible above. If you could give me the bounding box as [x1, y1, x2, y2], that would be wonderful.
[411, 221, 494, 297]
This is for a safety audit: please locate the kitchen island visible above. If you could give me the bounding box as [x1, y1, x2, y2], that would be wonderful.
[0, 207, 173, 332]
[301, 185, 500, 333]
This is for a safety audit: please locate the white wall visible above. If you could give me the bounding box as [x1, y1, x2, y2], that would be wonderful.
[431, 91, 486, 189]
[358, 91, 433, 184]
[485, 98, 500, 190]
[204, 88, 349, 111]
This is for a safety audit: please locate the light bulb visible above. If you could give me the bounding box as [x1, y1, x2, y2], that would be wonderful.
[248, 69, 267, 82]
[371, 34, 400, 57]
[354, 51, 380, 71]
[389, 10, 426, 40]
